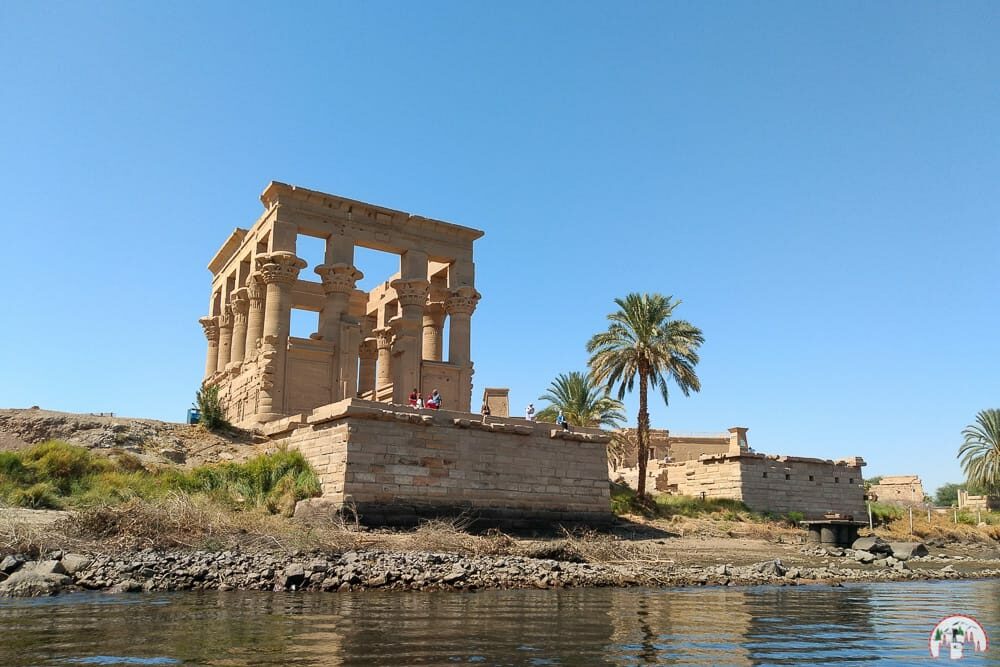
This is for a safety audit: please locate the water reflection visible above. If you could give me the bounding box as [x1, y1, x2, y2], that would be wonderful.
[0, 581, 996, 665]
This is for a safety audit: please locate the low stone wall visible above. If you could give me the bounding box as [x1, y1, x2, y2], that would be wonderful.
[266, 399, 613, 528]
[958, 490, 1000, 511]
[664, 453, 866, 519]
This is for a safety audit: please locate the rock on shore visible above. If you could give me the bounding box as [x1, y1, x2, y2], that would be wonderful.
[2, 546, 998, 598]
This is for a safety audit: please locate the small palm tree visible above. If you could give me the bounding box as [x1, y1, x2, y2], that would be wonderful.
[587, 293, 703, 497]
[536, 371, 625, 428]
[958, 409, 1000, 493]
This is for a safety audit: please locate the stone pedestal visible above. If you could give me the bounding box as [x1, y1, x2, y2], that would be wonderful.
[255, 251, 306, 421]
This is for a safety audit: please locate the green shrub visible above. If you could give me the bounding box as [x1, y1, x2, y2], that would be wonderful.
[786, 511, 805, 525]
[10, 482, 61, 509]
[0, 451, 29, 482]
[869, 501, 904, 525]
[195, 384, 230, 431]
[21, 441, 96, 493]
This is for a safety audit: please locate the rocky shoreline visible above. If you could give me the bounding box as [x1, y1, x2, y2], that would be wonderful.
[2, 536, 999, 598]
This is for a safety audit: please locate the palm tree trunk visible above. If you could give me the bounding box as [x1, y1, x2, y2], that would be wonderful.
[637, 368, 649, 498]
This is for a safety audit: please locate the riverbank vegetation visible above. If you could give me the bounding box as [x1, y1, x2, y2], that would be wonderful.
[0, 440, 319, 515]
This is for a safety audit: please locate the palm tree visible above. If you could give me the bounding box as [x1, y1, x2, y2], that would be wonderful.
[958, 409, 1000, 493]
[587, 293, 703, 497]
[536, 371, 626, 428]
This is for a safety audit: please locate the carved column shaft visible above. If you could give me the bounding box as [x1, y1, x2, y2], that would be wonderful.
[390, 279, 429, 404]
[422, 302, 446, 362]
[445, 287, 480, 366]
[230, 289, 249, 366]
[374, 327, 394, 396]
[255, 252, 306, 420]
[216, 307, 233, 371]
[244, 276, 265, 357]
[358, 338, 378, 398]
[199, 317, 220, 378]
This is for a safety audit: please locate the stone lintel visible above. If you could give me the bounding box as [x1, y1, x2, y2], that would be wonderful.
[207, 228, 249, 275]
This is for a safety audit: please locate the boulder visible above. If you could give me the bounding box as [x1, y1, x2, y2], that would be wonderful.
[852, 537, 892, 555]
[888, 542, 928, 561]
[0, 555, 23, 574]
[60, 554, 93, 576]
[31, 560, 68, 576]
[279, 564, 305, 589]
[0, 570, 70, 597]
[854, 551, 876, 564]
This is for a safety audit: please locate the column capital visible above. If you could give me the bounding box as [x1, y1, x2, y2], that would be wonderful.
[315, 263, 364, 295]
[390, 278, 430, 308]
[255, 252, 306, 285]
[373, 326, 395, 350]
[445, 286, 481, 317]
[246, 274, 265, 303]
[218, 304, 233, 330]
[199, 316, 219, 341]
[359, 337, 378, 359]
[231, 288, 250, 320]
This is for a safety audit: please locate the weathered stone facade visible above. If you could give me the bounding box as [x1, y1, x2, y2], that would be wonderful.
[265, 399, 613, 527]
[869, 475, 925, 506]
[199, 182, 483, 427]
[957, 489, 1000, 511]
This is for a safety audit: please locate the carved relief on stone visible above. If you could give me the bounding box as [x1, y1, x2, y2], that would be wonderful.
[199, 316, 220, 341]
[218, 304, 234, 330]
[315, 263, 364, 295]
[246, 274, 265, 308]
[255, 252, 307, 285]
[230, 288, 250, 324]
[445, 286, 481, 317]
[390, 278, 430, 308]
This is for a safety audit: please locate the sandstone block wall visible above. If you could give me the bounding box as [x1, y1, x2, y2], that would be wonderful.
[268, 399, 612, 527]
[870, 475, 925, 506]
[664, 453, 865, 519]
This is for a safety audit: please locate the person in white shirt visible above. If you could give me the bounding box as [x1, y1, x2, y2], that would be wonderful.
[525, 403, 535, 421]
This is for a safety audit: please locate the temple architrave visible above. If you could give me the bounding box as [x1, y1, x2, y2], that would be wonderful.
[198, 182, 483, 427]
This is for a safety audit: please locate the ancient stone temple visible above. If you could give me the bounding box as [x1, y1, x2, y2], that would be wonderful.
[198, 182, 483, 427]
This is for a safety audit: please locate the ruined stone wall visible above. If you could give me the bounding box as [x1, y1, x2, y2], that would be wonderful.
[663, 454, 865, 519]
[668, 441, 730, 462]
[268, 399, 612, 526]
[957, 490, 1000, 511]
[870, 476, 925, 506]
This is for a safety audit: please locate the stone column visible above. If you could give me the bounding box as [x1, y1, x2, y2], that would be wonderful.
[373, 326, 395, 399]
[422, 301, 446, 362]
[229, 288, 249, 367]
[198, 316, 220, 378]
[216, 305, 233, 371]
[445, 286, 480, 366]
[389, 278, 429, 404]
[315, 263, 364, 402]
[445, 286, 480, 412]
[244, 275, 265, 357]
[358, 338, 378, 398]
[255, 251, 306, 421]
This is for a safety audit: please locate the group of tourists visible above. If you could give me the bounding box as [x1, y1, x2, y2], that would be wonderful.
[408, 388, 442, 410]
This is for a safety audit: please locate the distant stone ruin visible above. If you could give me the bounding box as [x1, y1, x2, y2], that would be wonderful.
[611, 427, 867, 519]
[869, 475, 925, 506]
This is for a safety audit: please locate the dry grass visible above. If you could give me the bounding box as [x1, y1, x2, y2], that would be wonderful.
[0, 512, 55, 557]
[876, 512, 1000, 543]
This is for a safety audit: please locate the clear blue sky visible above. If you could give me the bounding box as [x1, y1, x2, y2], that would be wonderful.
[1, 2, 997, 496]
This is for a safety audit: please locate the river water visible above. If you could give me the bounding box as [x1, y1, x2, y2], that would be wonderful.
[1, 580, 997, 665]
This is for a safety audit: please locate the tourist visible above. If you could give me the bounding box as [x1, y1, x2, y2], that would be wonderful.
[525, 403, 535, 421]
[556, 410, 569, 430]
[416, 394, 424, 409]
[408, 388, 418, 407]
[481, 400, 491, 423]
[428, 389, 442, 410]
